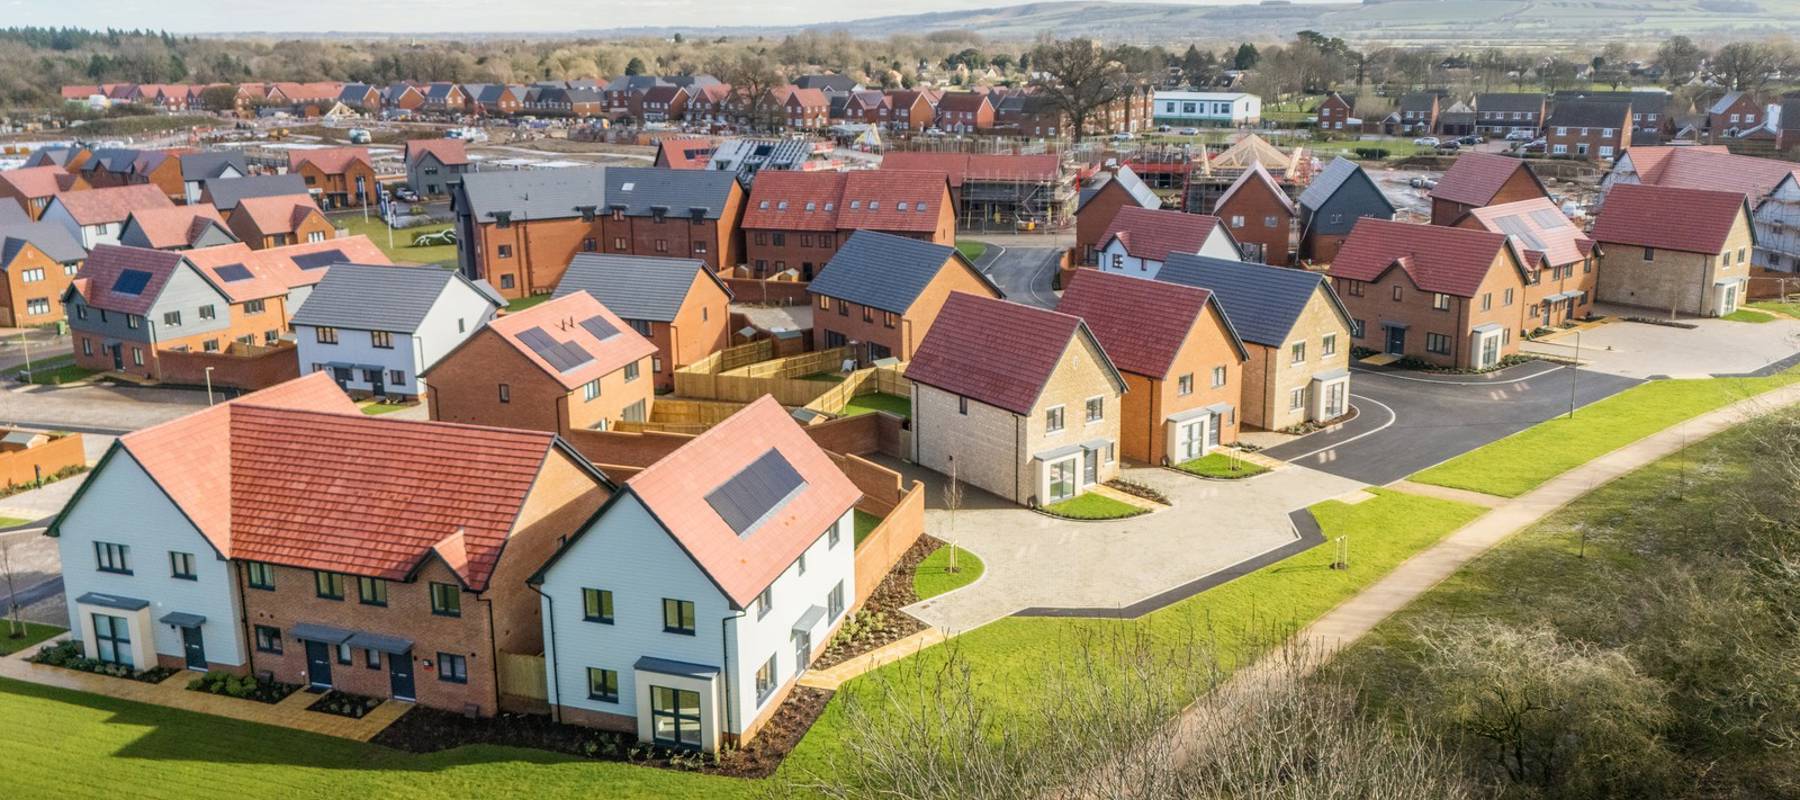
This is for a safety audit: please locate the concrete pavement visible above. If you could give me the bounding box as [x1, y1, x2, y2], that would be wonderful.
[0, 381, 207, 435]
[1524, 312, 1800, 379]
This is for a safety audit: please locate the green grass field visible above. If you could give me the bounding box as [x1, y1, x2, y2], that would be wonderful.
[1411, 370, 1800, 498]
[1176, 452, 1269, 479]
[1748, 300, 1800, 318]
[334, 216, 458, 268]
[913, 544, 984, 600]
[852, 509, 881, 547]
[840, 392, 910, 418]
[357, 401, 410, 416]
[1042, 492, 1145, 520]
[19, 355, 96, 385]
[955, 240, 988, 262]
[506, 295, 552, 313]
[0, 623, 62, 656]
[1722, 309, 1775, 323]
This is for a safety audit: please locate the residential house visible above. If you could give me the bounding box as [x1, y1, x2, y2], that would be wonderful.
[1427, 152, 1551, 226]
[1455, 197, 1598, 328]
[1327, 219, 1531, 369]
[48, 374, 362, 676]
[1706, 91, 1764, 135]
[878, 152, 1074, 231]
[452, 167, 744, 299]
[807, 230, 1003, 364]
[1153, 91, 1261, 128]
[1093, 206, 1239, 277]
[1058, 269, 1247, 464]
[654, 138, 716, 170]
[1074, 165, 1162, 264]
[1388, 93, 1440, 135]
[1315, 92, 1358, 133]
[42, 184, 175, 248]
[1474, 93, 1546, 136]
[841, 90, 890, 125]
[287, 147, 376, 208]
[531, 395, 858, 752]
[291, 263, 503, 399]
[1602, 145, 1800, 272]
[421, 83, 468, 114]
[1157, 255, 1353, 431]
[424, 291, 657, 436]
[65, 245, 279, 379]
[178, 152, 247, 205]
[772, 87, 830, 130]
[118, 206, 238, 251]
[1296, 157, 1396, 264]
[1591, 183, 1753, 317]
[935, 92, 995, 133]
[468, 84, 526, 116]
[0, 166, 85, 220]
[337, 83, 382, 112]
[1436, 100, 1477, 137]
[741, 170, 955, 280]
[200, 174, 311, 214]
[382, 83, 425, 112]
[552, 254, 733, 390]
[687, 84, 737, 126]
[182, 234, 393, 339]
[703, 138, 824, 187]
[793, 74, 860, 94]
[1213, 162, 1296, 264]
[404, 139, 472, 197]
[640, 85, 690, 123]
[224, 194, 334, 250]
[79, 148, 185, 202]
[0, 221, 86, 326]
[1545, 101, 1631, 161]
[603, 76, 668, 117]
[906, 293, 1128, 506]
[885, 90, 941, 133]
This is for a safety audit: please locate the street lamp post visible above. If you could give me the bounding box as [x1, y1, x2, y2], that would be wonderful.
[18, 331, 30, 383]
[1566, 330, 1582, 419]
[204, 366, 215, 406]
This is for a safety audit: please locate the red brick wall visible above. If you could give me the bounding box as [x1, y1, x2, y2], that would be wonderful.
[1075, 182, 1134, 263]
[1217, 184, 1293, 265]
[427, 330, 569, 434]
[158, 343, 300, 391]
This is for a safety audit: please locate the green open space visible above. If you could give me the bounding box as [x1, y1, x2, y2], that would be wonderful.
[1721, 309, 1774, 323]
[839, 392, 910, 418]
[0, 623, 62, 657]
[1042, 491, 1146, 520]
[334, 215, 458, 268]
[357, 401, 410, 416]
[1748, 300, 1800, 318]
[1410, 369, 1800, 498]
[954, 240, 988, 262]
[506, 294, 552, 313]
[851, 509, 881, 547]
[1175, 452, 1269, 479]
[913, 544, 984, 600]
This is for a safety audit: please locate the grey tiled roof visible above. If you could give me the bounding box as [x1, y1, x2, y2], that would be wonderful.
[179, 152, 247, 182]
[1156, 255, 1349, 347]
[459, 166, 736, 223]
[203, 174, 309, 211]
[0, 221, 87, 265]
[806, 230, 996, 315]
[603, 167, 737, 217]
[290, 263, 498, 333]
[553, 253, 729, 322]
[1298, 156, 1361, 210]
[0, 203, 26, 226]
[1077, 165, 1160, 212]
[1547, 100, 1632, 128]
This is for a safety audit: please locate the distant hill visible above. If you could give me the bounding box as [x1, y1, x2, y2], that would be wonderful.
[587, 0, 1800, 45]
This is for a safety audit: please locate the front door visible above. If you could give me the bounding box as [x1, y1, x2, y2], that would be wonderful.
[304, 641, 333, 690]
[1385, 325, 1406, 356]
[795, 630, 812, 673]
[366, 368, 385, 398]
[110, 344, 123, 371]
[1082, 448, 1099, 486]
[180, 625, 206, 671]
[1047, 458, 1076, 502]
[1479, 333, 1500, 369]
[331, 367, 351, 390]
[388, 653, 415, 700]
[1181, 420, 1205, 461]
[1720, 284, 1739, 315]
[1208, 412, 1223, 449]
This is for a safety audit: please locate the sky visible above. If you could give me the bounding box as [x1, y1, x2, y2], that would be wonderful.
[7, 0, 1336, 34]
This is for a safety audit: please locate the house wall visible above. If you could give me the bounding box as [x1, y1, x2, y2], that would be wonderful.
[41, 201, 121, 248]
[1429, 167, 1547, 227]
[57, 449, 246, 671]
[427, 330, 567, 433]
[1337, 251, 1525, 369]
[1300, 179, 1392, 263]
[564, 357, 656, 433]
[1243, 288, 1352, 431]
[296, 326, 422, 396]
[408, 153, 470, 197]
[1546, 118, 1631, 161]
[490, 449, 611, 661]
[653, 270, 732, 390]
[0, 245, 75, 327]
[1120, 304, 1243, 464]
[1595, 214, 1754, 316]
[293, 161, 377, 207]
[911, 382, 1026, 503]
[1020, 333, 1123, 501]
[472, 204, 740, 301]
[743, 228, 842, 280]
[1075, 182, 1137, 264]
[811, 258, 998, 362]
[1217, 186, 1294, 265]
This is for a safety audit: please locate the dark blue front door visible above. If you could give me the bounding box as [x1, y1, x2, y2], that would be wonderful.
[180, 625, 206, 671]
[1385, 325, 1406, 356]
[388, 653, 415, 700]
[305, 641, 333, 689]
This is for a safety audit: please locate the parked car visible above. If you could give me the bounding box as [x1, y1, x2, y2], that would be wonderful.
[1457, 135, 1485, 146]
[1409, 176, 1439, 189]
[1177, 127, 1200, 136]
[1112, 132, 1137, 142]
[1413, 136, 1441, 146]
[392, 186, 420, 203]
[1435, 141, 1461, 153]
[1519, 138, 1547, 153]
[1505, 129, 1536, 141]
[1156, 124, 1172, 132]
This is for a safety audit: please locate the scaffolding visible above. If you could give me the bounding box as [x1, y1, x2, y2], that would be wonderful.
[883, 145, 1078, 232]
[1184, 133, 1314, 215]
[1752, 185, 1800, 272]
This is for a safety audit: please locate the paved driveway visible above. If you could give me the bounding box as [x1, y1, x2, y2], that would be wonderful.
[979, 245, 1063, 308]
[0, 381, 208, 435]
[876, 457, 1367, 633]
[1524, 314, 1800, 378]
[1262, 361, 1641, 485]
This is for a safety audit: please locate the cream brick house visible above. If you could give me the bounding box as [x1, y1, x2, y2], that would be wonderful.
[906, 293, 1128, 506]
[1591, 183, 1754, 317]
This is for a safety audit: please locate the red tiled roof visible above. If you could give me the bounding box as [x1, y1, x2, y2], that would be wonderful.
[485, 291, 658, 391]
[1461, 197, 1592, 268]
[1590, 183, 1747, 255]
[1098, 206, 1225, 262]
[288, 146, 372, 175]
[233, 194, 323, 237]
[228, 405, 565, 590]
[70, 244, 188, 315]
[1624, 145, 1797, 199]
[743, 170, 948, 234]
[182, 243, 287, 302]
[656, 137, 715, 170]
[1058, 269, 1239, 379]
[1328, 218, 1518, 298]
[937, 92, 991, 112]
[125, 206, 227, 249]
[907, 292, 1114, 416]
[624, 396, 860, 607]
[115, 372, 359, 555]
[0, 166, 73, 199]
[743, 171, 845, 231]
[1429, 152, 1544, 207]
[51, 184, 172, 226]
[405, 138, 468, 167]
[880, 152, 1064, 186]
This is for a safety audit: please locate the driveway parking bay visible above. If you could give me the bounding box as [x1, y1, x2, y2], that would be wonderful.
[1523, 313, 1800, 379]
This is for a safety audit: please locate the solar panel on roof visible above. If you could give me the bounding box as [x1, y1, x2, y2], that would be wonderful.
[1528, 208, 1568, 228]
[112, 269, 152, 296]
[291, 249, 347, 270]
[517, 326, 594, 372]
[214, 263, 254, 282]
[578, 316, 619, 341]
[1493, 216, 1546, 252]
[705, 448, 808, 538]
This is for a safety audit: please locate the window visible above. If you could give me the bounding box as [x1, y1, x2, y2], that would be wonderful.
[75, 304, 87, 320]
[1391, 285, 1402, 301]
[366, 649, 381, 669]
[583, 380, 600, 401]
[246, 561, 275, 590]
[92, 613, 131, 667]
[838, 300, 848, 317]
[244, 298, 265, 314]
[82, 337, 91, 356]
[663, 598, 696, 635]
[255, 625, 282, 654]
[314, 570, 345, 600]
[437, 653, 467, 683]
[583, 588, 614, 623]
[1045, 405, 1065, 433]
[796, 553, 807, 576]
[203, 339, 219, 353]
[163, 310, 182, 327]
[1085, 396, 1104, 423]
[1642, 247, 1655, 262]
[828, 581, 845, 620]
[315, 326, 338, 344]
[169, 551, 196, 580]
[1426, 332, 1452, 355]
[370, 330, 393, 349]
[755, 656, 777, 701]
[958, 395, 969, 415]
[1289, 387, 1306, 411]
[497, 244, 513, 258]
[95, 542, 130, 574]
[19, 268, 42, 283]
[1265, 215, 1279, 228]
[817, 296, 829, 311]
[358, 576, 388, 606]
[337, 642, 353, 665]
[1352, 319, 1366, 339]
[430, 582, 461, 617]
[389, 369, 405, 385]
[650, 686, 703, 749]
[1480, 293, 1492, 312]
[199, 304, 216, 320]
[624, 362, 640, 382]
[1231, 215, 1245, 228]
[1290, 341, 1306, 364]
[1432, 293, 1452, 311]
[828, 519, 842, 548]
[1504, 288, 1515, 306]
[499, 274, 514, 290]
[883, 310, 897, 328]
[581, 237, 596, 252]
[1322, 334, 1338, 357]
[628, 319, 652, 336]
[1211, 365, 1227, 388]
[755, 586, 773, 619]
[1177, 373, 1193, 396]
[498, 384, 510, 403]
[587, 667, 619, 702]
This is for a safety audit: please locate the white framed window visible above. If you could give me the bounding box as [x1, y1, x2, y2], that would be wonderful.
[1045, 405, 1065, 433]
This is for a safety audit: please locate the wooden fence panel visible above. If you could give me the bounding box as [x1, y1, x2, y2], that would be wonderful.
[498, 652, 548, 701]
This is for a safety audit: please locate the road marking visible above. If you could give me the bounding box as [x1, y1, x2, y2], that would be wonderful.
[1281, 393, 1398, 462]
[1350, 362, 1566, 386]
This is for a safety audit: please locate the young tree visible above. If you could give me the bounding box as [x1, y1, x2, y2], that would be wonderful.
[1181, 44, 1212, 87]
[623, 56, 646, 76]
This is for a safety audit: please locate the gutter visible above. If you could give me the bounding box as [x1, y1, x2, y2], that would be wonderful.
[483, 594, 500, 714]
[720, 609, 745, 739]
[528, 582, 563, 722]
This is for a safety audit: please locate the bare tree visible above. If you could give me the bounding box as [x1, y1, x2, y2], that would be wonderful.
[1027, 37, 1135, 141]
[1713, 41, 1776, 91]
[941, 460, 963, 574]
[1, 540, 23, 640]
[707, 50, 785, 131]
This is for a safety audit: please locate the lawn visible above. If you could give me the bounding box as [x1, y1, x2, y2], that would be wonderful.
[358, 401, 410, 416]
[1304, 137, 1437, 160]
[1748, 300, 1800, 318]
[799, 371, 846, 384]
[955, 239, 988, 262]
[0, 488, 1483, 797]
[18, 355, 97, 385]
[851, 509, 881, 547]
[334, 215, 458, 268]
[1410, 369, 1800, 498]
[1722, 308, 1774, 323]
[913, 543, 984, 600]
[507, 294, 552, 313]
[1042, 492, 1146, 520]
[0, 623, 62, 657]
[0, 516, 32, 527]
[1176, 452, 1270, 479]
[839, 392, 910, 418]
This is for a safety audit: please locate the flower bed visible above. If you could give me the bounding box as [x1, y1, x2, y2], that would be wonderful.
[28, 640, 177, 683]
[187, 670, 300, 704]
[306, 690, 383, 719]
[812, 535, 936, 670]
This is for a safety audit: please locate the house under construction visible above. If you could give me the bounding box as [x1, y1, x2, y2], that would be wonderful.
[1184, 134, 1314, 215]
[880, 151, 1077, 231]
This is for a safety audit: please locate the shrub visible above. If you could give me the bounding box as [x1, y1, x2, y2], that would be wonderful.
[1353, 147, 1391, 160]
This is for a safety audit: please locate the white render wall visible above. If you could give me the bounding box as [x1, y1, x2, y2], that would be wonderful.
[40, 201, 118, 249]
[724, 506, 854, 733]
[291, 279, 496, 396]
[1097, 229, 1239, 279]
[56, 448, 246, 667]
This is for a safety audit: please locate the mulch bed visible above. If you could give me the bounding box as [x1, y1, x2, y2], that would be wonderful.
[369, 686, 835, 779]
[28, 640, 177, 683]
[811, 534, 938, 671]
[306, 689, 384, 719]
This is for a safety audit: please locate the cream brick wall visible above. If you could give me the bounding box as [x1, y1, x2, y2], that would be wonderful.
[1259, 289, 1352, 431]
[1022, 333, 1124, 502]
[1597, 213, 1754, 317]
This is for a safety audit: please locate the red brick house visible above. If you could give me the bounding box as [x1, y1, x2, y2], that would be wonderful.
[687, 84, 737, 126]
[1427, 152, 1551, 226]
[1315, 92, 1357, 134]
[885, 89, 940, 132]
[1546, 101, 1632, 161]
[771, 86, 830, 130]
[843, 90, 890, 124]
[288, 147, 376, 208]
[1455, 196, 1597, 328]
[806, 230, 1002, 364]
[1707, 91, 1764, 135]
[1213, 162, 1296, 264]
[1075, 165, 1162, 264]
[936, 92, 995, 133]
[552, 254, 733, 390]
[1328, 218, 1531, 369]
[225, 194, 335, 250]
[741, 170, 954, 280]
[640, 85, 690, 122]
[0, 166, 84, 220]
